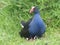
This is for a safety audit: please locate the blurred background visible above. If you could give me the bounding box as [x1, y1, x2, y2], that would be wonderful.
[0, 0, 60, 45]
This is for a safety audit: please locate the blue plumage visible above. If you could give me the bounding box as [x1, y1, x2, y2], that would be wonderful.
[29, 12, 46, 37]
[19, 6, 46, 39]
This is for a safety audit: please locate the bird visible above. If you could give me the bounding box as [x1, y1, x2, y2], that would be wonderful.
[19, 6, 46, 40]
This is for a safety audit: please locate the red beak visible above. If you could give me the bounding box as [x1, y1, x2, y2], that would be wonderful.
[29, 6, 35, 14]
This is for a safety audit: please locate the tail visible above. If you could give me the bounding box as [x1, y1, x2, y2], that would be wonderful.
[20, 21, 26, 28]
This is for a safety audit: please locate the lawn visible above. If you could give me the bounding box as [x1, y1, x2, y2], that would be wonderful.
[0, 0, 60, 45]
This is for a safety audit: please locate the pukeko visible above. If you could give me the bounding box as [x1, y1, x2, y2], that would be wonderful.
[19, 6, 46, 40]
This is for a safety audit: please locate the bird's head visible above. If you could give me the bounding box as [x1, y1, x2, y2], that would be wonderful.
[29, 6, 39, 14]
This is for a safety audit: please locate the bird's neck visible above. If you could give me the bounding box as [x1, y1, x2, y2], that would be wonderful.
[34, 12, 39, 15]
[34, 11, 40, 15]
[34, 8, 40, 14]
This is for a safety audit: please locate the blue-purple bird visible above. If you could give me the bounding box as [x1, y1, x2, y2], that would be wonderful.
[19, 6, 46, 39]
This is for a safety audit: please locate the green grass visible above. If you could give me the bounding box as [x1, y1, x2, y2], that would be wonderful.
[0, 0, 60, 45]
